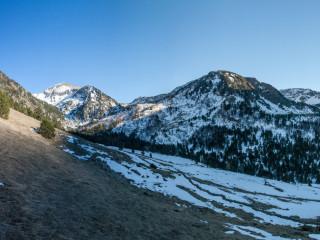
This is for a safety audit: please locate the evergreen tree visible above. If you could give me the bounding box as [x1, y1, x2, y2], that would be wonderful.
[0, 88, 10, 119]
[39, 119, 55, 139]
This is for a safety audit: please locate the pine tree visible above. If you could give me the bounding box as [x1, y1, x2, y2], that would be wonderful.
[0, 88, 10, 119]
[39, 119, 55, 139]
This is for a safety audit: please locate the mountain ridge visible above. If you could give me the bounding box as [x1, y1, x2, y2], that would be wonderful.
[34, 83, 118, 126]
[34, 82, 81, 106]
[281, 88, 320, 108]
[131, 71, 314, 110]
[33, 70, 320, 133]
[8, 69, 320, 184]
[0, 71, 67, 125]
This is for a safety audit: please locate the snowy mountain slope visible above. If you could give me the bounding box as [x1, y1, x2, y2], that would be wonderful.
[62, 134, 320, 239]
[34, 82, 81, 105]
[35, 71, 320, 132]
[58, 86, 118, 125]
[281, 88, 320, 108]
[34, 84, 118, 126]
[76, 71, 320, 185]
[94, 71, 319, 144]
[33, 70, 320, 184]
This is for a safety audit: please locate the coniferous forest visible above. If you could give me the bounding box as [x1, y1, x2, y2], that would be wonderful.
[75, 112, 320, 185]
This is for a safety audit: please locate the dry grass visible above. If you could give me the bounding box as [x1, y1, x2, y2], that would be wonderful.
[0, 109, 314, 239]
[0, 110, 244, 239]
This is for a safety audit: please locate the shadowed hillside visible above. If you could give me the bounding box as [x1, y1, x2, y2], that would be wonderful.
[0, 109, 255, 239]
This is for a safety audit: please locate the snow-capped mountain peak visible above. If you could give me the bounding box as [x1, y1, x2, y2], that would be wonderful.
[34, 83, 118, 126]
[34, 82, 81, 106]
[95, 70, 320, 145]
[34, 71, 320, 136]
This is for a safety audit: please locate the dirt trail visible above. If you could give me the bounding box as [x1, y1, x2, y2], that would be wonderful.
[0, 110, 251, 239]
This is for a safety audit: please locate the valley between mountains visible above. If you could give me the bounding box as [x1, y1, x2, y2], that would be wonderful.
[1, 109, 320, 240]
[33, 70, 320, 185]
[1, 70, 320, 239]
[0, 110, 238, 240]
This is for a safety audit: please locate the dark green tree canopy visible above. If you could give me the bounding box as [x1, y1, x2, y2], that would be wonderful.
[0, 88, 10, 119]
[40, 119, 56, 139]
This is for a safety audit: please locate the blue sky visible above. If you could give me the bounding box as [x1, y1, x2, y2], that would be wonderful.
[1, 0, 320, 103]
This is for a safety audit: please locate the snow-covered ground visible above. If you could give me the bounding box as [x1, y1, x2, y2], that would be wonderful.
[310, 234, 320, 240]
[62, 135, 320, 239]
[281, 88, 320, 107]
[225, 224, 293, 240]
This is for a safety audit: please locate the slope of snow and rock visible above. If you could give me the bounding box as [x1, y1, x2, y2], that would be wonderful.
[33, 82, 81, 106]
[34, 71, 320, 184]
[34, 71, 320, 136]
[34, 84, 118, 126]
[97, 71, 319, 144]
[281, 88, 320, 108]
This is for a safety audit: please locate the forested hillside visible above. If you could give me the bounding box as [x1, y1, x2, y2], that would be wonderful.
[0, 71, 67, 127]
[75, 71, 320, 184]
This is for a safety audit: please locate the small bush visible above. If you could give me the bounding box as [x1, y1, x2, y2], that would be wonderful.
[301, 224, 314, 232]
[150, 163, 157, 169]
[0, 88, 10, 119]
[39, 119, 55, 139]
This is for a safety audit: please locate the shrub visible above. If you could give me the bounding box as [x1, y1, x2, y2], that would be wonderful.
[301, 225, 314, 232]
[39, 119, 55, 139]
[150, 163, 157, 169]
[0, 88, 10, 119]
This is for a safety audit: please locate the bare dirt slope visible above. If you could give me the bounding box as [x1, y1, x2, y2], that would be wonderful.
[0, 109, 251, 240]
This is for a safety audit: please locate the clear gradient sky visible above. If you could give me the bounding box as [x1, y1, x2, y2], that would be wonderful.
[1, 0, 320, 103]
